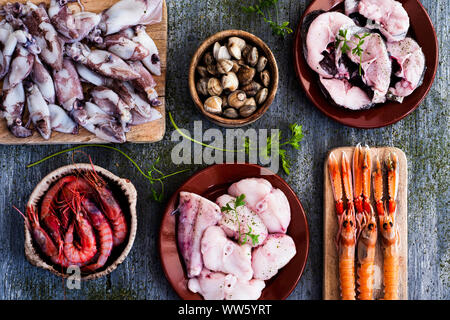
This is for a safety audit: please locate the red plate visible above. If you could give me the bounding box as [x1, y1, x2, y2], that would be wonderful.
[158, 163, 309, 300]
[293, 0, 438, 128]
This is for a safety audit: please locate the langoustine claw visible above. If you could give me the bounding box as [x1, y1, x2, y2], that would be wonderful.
[22, 2, 64, 70]
[65, 42, 140, 81]
[1, 74, 32, 138]
[71, 101, 127, 143]
[24, 82, 52, 140]
[53, 58, 84, 111]
[89, 86, 133, 132]
[99, 0, 163, 36]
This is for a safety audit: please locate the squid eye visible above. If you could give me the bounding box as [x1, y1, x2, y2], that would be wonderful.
[368, 223, 373, 230]
[389, 222, 393, 227]
[349, 221, 353, 227]
[343, 220, 348, 227]
[383, 223, 388, 229]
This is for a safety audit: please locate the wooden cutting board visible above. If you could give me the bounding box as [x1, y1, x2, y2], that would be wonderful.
[0, 0, 167, 145]
[323, 146, 408, 300]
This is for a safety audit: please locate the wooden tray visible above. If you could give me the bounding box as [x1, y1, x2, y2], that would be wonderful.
[323, 146, 408, 300]
[0, 0, 167, 145]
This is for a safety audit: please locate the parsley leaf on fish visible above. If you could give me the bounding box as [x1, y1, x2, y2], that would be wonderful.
[336, 29, 370, 76]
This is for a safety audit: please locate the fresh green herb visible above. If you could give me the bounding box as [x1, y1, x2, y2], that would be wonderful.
[221, 194, 258, 245]
[26, 144, 190, 203]
[241, 0, 293, 37]
[335, 30, 370, 76]
[169, 112, 304, 175]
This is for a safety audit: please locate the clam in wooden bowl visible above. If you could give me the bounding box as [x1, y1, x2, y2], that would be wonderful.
[189, 30, 279, 128]
[25, 164, 137, 280]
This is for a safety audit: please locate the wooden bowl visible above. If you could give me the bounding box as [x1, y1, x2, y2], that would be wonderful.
[189, 30, 279, 128]
[159, 163, 309, 300]
[293, 0, 438, 128]
[24, 164, 138, 280]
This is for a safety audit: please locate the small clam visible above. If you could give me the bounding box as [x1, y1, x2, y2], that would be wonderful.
[216, 59, 233, 74]
[243, 97, 257, 107]
[247, 47, 259, 67]
[237, 65, 256, 86]
[242, 45, 251, 61]
[231, 60, 241, 73]
[239, 105, 257, 118]
[221, 72, 239, 92]
[213, 42, 221, 59]
[241, 81, 262, 97]
[204, 96, 222, 114]
[207, 64, 218, 76]
[197, 65, 209, 78]
[203, 52, 214, 66]
[223, 107, 239, 119]
[216, 46, 231, 60]
[207, 78, 223, 96]
[228, 90, 247, 109]
[255, 87, 268, 105]
[228, 37, 246, 50]
[228, 43, 242, 60]
[260, 70, 270, 87]
[196, 78, 209, 96]
[256, 56, 267, 72]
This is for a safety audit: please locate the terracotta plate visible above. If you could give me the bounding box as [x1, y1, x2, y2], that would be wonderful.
[293, 0, 438, 128]
[159, 163, 309, 300]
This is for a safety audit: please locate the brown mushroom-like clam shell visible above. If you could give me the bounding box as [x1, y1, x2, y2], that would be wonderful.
[25, 164, 137, 280]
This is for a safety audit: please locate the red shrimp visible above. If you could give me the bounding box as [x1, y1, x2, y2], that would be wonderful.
[81, 198, 114, 272]
[82, 170, 128, 246]
[62, 192, 97, 264]
[15, 206, 73, 267]
[40, 175, 78, 253]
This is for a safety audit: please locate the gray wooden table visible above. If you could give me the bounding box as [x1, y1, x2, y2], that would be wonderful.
[0, 0, 448, 300]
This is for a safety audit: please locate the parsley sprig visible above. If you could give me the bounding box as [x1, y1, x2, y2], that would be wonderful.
[335, 29, 370, 76]
[241, 0, 293, 37]
[221, 194, 260, 245]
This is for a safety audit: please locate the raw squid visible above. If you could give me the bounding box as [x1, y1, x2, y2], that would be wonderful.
[302, 11, 355, 78]
[89, 86, 133, 131]
[345, 0, 409, 42]
[177, 192, 222, 278]
[1, 75, 31, 138]
[99, 0, 163, 36]
[71, 101, 127, 143]
[319, 77, 373, 110]
[31, 56, 55, 104]
[9, 46, 34, 88]
[49, 103, 78, 134]
[53, 58, 84, 111]
[65, 42, 140, 81]
[132, 25, 161, 75]
[25, 82, 52, 140]
[22, 2, 64, 70]
[127, 60, 160, 105]
[114, 81, 162, 125]
[75, 62, 111, 86]
[102, 34, 149, 61]
[387, 38, 426, 102]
